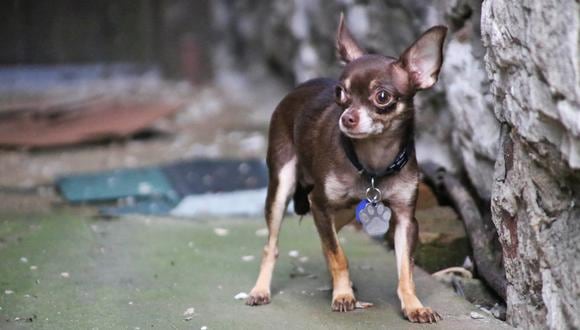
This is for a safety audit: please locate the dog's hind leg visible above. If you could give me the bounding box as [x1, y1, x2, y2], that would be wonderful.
[246, 155, 297, 306]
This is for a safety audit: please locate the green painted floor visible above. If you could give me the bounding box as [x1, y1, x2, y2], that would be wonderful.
[0, 212, 510, 329]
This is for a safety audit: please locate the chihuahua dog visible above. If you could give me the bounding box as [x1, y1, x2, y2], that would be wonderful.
[246, 14, 447, 323]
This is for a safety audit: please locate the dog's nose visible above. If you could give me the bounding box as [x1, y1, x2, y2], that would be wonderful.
[341, 111, 359, 129]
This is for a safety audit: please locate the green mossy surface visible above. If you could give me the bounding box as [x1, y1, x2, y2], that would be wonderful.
[0, 212, 506, 329]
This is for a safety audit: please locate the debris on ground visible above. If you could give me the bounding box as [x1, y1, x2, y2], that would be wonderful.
[470, 311, 485, 319]
[60, 272, 70, 278]
[213, 228, 229, 237]
[491, 303, 507, 320]
[241, 255, 255, 262]
[480, 303, 507, 321]
[414, 206, 470, 273]
[433, 268, 500, 308]
[183, 307, 195, 321]
[234, 292, 249, 300]
[288, 250, 299, 258]
[255, 228, 268, 237]
[432, 267, 473, 279]
[355, 301, 374, 309]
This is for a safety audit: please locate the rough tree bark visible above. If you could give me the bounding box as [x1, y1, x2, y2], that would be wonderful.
[482, 0, 580, 328]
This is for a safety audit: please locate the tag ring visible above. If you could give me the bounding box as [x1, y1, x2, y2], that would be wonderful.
[366, 187, 381, 203]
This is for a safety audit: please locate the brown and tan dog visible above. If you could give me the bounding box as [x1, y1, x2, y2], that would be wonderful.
[246, 14, 447, 323]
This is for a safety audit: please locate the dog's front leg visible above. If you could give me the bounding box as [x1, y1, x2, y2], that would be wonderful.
[392, 207, 441, 323]
[311, 202, 356, 312]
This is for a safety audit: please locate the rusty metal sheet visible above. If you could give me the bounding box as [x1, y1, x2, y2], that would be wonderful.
[0, 100, 181, 148]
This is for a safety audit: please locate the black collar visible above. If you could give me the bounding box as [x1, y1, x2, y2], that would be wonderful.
[340, 133, 414, 179]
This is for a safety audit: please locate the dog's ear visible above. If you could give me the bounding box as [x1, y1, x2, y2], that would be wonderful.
[336, 13, 365, 64]
[399, 26, 447, 90]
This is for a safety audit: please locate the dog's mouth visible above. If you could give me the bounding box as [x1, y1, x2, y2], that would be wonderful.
[340, 129, 370, 139]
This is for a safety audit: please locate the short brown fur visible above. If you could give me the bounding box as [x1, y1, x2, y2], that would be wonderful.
[247, 14, 447, 324]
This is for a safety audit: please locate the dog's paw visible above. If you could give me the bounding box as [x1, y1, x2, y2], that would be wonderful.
[331, 292, 357, 312]
[246, 288, 271, 306]
[403, 306, 442, 323]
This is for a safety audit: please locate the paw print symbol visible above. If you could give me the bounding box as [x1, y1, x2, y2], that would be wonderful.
[359, 203, 391, 236]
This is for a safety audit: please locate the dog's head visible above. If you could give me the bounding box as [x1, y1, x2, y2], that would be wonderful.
[335, 14, 447, 139]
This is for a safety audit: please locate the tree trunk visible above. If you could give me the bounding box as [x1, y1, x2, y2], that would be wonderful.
[481, 1, 580, 328]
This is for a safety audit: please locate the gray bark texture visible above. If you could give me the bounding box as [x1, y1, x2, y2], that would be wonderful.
[210, 0, 580, 328]
[482, 1, 580, 329]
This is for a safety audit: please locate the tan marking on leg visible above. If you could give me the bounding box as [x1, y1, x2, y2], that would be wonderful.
[394, 219, 441, 323]
[247, 157, 296, 306]
[312, 205, 356, 312]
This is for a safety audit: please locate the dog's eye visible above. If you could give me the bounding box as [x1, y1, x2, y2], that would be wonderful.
[375, 90, 393, 106]
[335, 85, 346, 105]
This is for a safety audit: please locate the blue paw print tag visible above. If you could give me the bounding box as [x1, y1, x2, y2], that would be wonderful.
[355, 178, 391, 237]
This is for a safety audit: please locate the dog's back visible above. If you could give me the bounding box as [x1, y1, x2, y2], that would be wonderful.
[267, 77, 341, 215]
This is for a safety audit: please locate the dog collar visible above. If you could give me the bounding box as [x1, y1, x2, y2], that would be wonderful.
[340, 133, 414, 180]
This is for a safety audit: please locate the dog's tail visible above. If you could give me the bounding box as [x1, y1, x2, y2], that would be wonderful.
[293, 183, 312, 215]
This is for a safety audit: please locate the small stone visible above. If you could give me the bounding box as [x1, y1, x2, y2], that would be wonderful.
[128, 301, 134, 305]
[60, 272, 70, 278]
[20, 257, 28, 263]
[4, 290, 14, 295]
[201, 326, 208, 330]
[490, 303, 507, 320]
[470, 311, 485, 319]
[213, 228, 229, 236]
[241, 255, 255, 262]
[183, 307, 195, 321]
[288, 250, 299, 258]
[30, 265, 38, 271]
[234, 292, 249, 300]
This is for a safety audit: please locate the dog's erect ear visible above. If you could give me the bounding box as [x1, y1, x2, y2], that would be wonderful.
[400, 26, 447, 90]
[336, 13, 365, 64]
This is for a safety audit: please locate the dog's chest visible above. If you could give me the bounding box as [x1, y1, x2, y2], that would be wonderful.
[323, 172, 415, 207]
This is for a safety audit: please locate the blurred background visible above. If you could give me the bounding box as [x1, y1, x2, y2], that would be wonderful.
[0, 1, 578, 329]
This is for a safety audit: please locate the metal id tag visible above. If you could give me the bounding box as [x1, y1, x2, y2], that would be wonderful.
[358, 202, 391, 236]
[355, 177, 391, 237]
